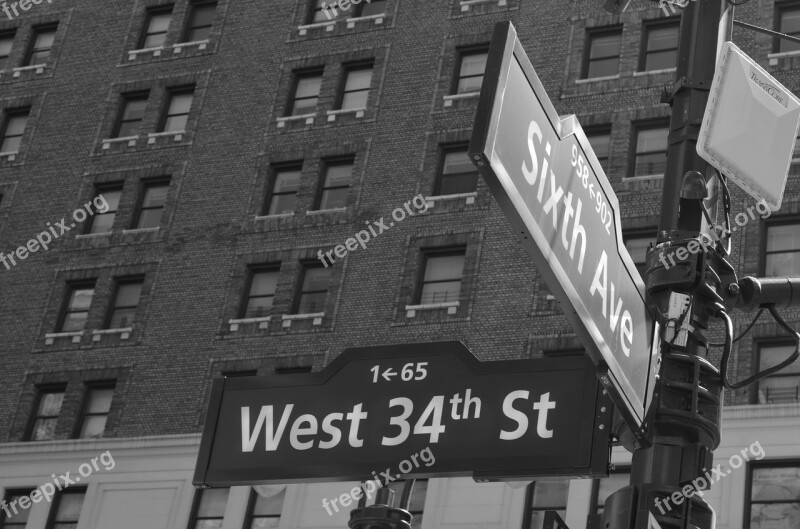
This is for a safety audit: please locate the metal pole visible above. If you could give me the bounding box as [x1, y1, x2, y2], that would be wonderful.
[604, 1, 734, 528]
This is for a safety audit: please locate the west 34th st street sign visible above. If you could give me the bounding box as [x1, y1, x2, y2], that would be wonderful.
[193, 342, 611, 486]
[469, 22, 659, 435]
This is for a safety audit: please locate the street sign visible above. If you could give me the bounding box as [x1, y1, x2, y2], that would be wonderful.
[469, 21, 658, 434]
[194, 342, 612, 486]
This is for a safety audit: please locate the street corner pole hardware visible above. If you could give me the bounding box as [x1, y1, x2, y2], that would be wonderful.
[348, 485, 414, 529]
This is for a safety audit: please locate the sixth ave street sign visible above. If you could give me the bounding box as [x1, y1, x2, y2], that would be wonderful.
[469, 21, 658, 433]
[194, 342, 611, 486]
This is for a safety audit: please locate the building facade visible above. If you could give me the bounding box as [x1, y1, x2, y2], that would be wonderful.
[0, 0, 798, 528]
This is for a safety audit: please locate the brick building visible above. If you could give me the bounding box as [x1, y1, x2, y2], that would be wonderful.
[0, 0, 798, 528]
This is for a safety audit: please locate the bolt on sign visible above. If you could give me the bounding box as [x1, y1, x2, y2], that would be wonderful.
[469, 21, 659, 436]
[193, 342, 612, 486]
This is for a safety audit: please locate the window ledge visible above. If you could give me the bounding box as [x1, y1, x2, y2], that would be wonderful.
[12, 64, 45, 77]
[443, 92, 480, 107]
[575, 74, 620, 84]
[45, 331, 84, 345]
[172, 40, 209, 53]
[306, 207, 347, 215]
[92, 327, 133, 341]
[255, 212, 294, 220]
[425, 192, 477, 208]
[345, 14, 384, 28]
[127, 46, 165, 59]
[277, 113, 316, 128]
[121, 227, 160, 234]
[0, 151, 18, 161]
[229, 316, 271, 331]
[298, 20, 337, 35]
[326, 108, 366, 121]
[281, 312, 325, 327]
[102, 136, 139, 149]
[767, 50, 800, 65]
[633, 67, 676, 77]
[460, 0, 507, 11]
[405, 301, 460, 318]
[147, 130, 185, 143]
[75, 232, 111, 239]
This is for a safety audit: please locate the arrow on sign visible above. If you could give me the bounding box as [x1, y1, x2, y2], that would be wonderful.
[382, 368, 397, 381]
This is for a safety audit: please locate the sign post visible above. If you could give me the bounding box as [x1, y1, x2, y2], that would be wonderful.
[193, 342, 611, 486]
[469, 21, 658, 437]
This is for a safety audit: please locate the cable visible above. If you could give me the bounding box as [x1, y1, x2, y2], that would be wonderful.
[708, 308, 764, 347]
[719, 305, 800, 390]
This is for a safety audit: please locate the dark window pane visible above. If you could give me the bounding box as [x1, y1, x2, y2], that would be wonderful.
[456, 52, 487, 94]
[359, 0, 387, 16]
[341, 67, 372, 110]
[0, 33, 14, 70]
[318, 163, 352, 210]
[162, 91, 193, 132]
[291, 75, 322, 115]
[116, 97, 148, 138]
[633, 126, 668, 177]
[644, 24, 679, 71]
[244, 270, 278, 318]
[297, 266, 331, 313]
[185, 2, 216, 42]
[765, 223, 800, 277]
[779, 8, 800, 52]
[26, 27, 56, 65]
[420, 253, 465, 304]
[60, 286, 95, 332]
[195, 488, 229, 518]
[586, 31, 621, 78]
[136, 184, 169, 229]
[1, 112, 28, 153]
[438, 149, 478, 195]
[267, 168, 301, 215]
[88, 189, 121, 234]
[143, 11, 171, 48]
[52, 491, 86, 524]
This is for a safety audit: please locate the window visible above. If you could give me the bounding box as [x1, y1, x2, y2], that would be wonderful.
[106, 278, 143, 328]
[640, 20, 679, 72]
[357, 0, 387, 17]
[418, 248, 466, 304]
[114, 92, 149, 138]
[46, 489, 86, 529]
[338, 63, 373, 110]
[585, 126, 612, 174]
[523, 479, 569, 529]
[24, 24, 56, 66]
[134, 180, 169, 229]
[764, 220, 800, 276]
[241, 267, 279, 318]
[289, 71, 323, 116]
[583, 28, 622, 79]
[315, 159, 352, 210]
[0, 30, 14, 70]
[591, 468, 630, 516]
[58, 283, 95, 332]
[183, 1, 216, 42]
[436, 146, 478, 196]
[0, 108, 29, 154]
[76, 384, 115, 439]
[294, 264, 331, 314]
[454, 48, 488, 94]
[307, 0, 333, 23]
[776, 3, 800, 53]
[188, 488, 229, 529]
[265, 165, 301, 215]
[623, 231, 656, 276]
[140, 6, 172, 49]
[754, 342, 800, 404]
[244, 486, 285, 529]
[27, 386, 65, 441]
[160, 87, 194, 132]
[631, 122, 669, 178]
[85, 186, 122, 234]
[746, 463, 800, 528]
[387, 480, 427, 529]
[0, 489, 34, 529]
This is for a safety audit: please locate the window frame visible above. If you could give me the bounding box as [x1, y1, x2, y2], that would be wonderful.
[435, 143, 478, 196]
[336, 61, 374, 111]
[628, 119, 670, 179]
[751, 338, 800, 404]
[292, 262, 331, 314]
[313, 157, 354, 211]
[584, 124, 612, 174]
[0, 107, 30, 154]
[24, 383, 67, 442]
[0, 488, 35, 528]
[239, 264, 280, 319]
[452, 45, 489, 95]
[139, 4, 173, 49]
[182, 0, 217, 43]
[743, 459, 800, 527]
[56, 280, 96, 333]
[187, 488, 228, 529]
[158, 85, 195, 133]
[23, 23, 57, 66]
[242, 487, 283, 529]
[264, 163, 302, 216]
[638, 18, 680, 72]
[306, 0, 330, 24]
[73, 381, 116, 439]
[354, 0, 387, 17]
[521, 479, 570, 529]
[44, 488, 87, 529]
[760, 215, 800, 276]
[132, 178, 170, 229]
[105, 276, 145, 329]
[582, 26, 623, 80]
[774, 1, 800, 53]
[0, 29, 15, 70]
[83, 183, 123, 234]
[113, 91, 150, 138]
[622, 228, 657, 275]
[287, 68, 324, 117]
[415, 246, 467, 305]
